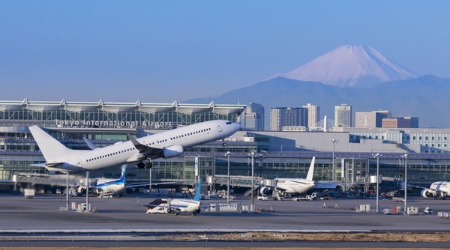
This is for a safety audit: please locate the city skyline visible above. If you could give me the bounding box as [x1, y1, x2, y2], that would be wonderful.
[1, 1, 450, 104]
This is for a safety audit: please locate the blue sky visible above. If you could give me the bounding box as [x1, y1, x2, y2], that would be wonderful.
[1, 1, 449, 103]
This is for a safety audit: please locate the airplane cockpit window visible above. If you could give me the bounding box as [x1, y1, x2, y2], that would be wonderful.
[226, 122, 232, 125]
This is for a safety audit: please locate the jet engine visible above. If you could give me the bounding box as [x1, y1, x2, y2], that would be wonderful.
[260, 187, 271, 195]
[162, 145, 184, 159]
[421, 189, 435, 198]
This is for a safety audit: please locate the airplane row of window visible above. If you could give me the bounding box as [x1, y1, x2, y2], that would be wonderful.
[169, 127, 211, 141]
[87, 148, 135, 162]
[86, 127, 212, 163]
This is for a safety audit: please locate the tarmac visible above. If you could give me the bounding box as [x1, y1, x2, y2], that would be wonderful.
[0, 193, 449, 232]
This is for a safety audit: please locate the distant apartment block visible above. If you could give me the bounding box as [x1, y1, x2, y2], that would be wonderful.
[303, 103, 320, 128]
[406, 117, 419, 128]
[382, 116, 419, 128]
[355, 110, 392, 128]
[282, 126, 308, 132]
[270, 107, 308, 131]
[241, 103, 265, 131]
[334, 104, 352, 127]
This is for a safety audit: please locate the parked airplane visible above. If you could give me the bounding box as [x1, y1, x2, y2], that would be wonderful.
[421, 181, 450, 199]
[90, 166, 128, 196]
[73, 166, 165, 197]
[260, 157, 334, 195]
[29, 120, 241, 172]
[145, 179, 202, 216]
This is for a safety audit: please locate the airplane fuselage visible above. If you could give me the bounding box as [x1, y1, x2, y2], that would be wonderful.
[275, 178, 315, 194]
[35, 120, 240, 172]
[169, 199, 201, 213]
[430, 181, 450, 193]
[421, 181, 450, 198]
[96, 179, 126, 194]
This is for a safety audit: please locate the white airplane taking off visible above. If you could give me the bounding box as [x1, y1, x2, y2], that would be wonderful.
[29, 120, 241, 172]
[421, 181, 450, 199]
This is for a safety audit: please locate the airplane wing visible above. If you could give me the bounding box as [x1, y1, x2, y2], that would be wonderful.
[127, 134, 164, 162]
[45, 162, 65, 168]
[29, 162, 64, 168]
[29, 163, 47, 168]
[83, 137, 97, 150]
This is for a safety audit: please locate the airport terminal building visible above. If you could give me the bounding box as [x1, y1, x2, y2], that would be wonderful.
[1, 99, 450, 193]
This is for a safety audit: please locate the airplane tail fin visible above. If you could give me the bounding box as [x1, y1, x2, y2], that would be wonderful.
[29, 126, 72, 162]
[306, 157, 315, 181]
[194, 179, 202, 202]
[119, 165, 127, 183]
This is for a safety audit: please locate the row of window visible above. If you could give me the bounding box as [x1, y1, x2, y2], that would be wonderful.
[87, 148, 136, 162]
[410, 136, 448, 141]
[86, 127, 212, 162]
[143, 127, 212, 147]
[350, 134, 450, 142]
[169, 127, 211, 141]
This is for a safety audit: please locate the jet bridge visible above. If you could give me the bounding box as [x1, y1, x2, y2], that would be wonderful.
[13, 173, 85, 188]
[209, 175, 264, 188]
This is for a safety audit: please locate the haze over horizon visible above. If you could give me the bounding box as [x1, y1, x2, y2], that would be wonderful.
[1, 1, 450, 103]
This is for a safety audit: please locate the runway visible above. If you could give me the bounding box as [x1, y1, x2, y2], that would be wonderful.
[1, 194, 449, 231]
[0, 194, 449, 248]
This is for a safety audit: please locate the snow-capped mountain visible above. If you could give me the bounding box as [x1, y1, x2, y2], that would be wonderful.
[277, 45, 419, 88]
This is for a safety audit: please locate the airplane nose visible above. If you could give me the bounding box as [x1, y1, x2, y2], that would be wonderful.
[234, 123, 242, 130]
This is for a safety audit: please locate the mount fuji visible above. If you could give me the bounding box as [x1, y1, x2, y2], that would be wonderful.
[188, 45, 450, 127]
[276, 45, 419, 88]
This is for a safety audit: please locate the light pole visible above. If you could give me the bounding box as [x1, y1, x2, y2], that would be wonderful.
[225, 151, 232, 204]
[331, 139, 339, 182]
[249, 150, 266, 212]
[373, 153, 381, 213]
[403, 154, 408, 214]
[250, 150, 255, 212]
[85, 171, 89, 212]
[66, 172, 69, 210]
[149, 165, 152, 196]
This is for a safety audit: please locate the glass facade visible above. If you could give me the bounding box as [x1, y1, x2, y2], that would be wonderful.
[0, 110, 241, 129]
[346, 128, 450, 153]
[0, 100, 245, 129]
[1, 100, 450, 191]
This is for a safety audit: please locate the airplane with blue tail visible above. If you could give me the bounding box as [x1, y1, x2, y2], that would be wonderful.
[77, 166, 179, 197]
[145, 179, 203, 215]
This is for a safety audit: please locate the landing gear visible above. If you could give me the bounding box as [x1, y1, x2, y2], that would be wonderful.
[138, 160, 153, 169]
[222, 142, 227, 147]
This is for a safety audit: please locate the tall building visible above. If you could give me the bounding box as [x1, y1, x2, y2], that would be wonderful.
[405, 117, 419, 128]
[303, 103, 320, 128]
[382, 117, 411, 128]
[382, 116, 420, 128]
[334, 104, 352, 127]
[241, 103, 265, 131]
[270, 107, 308, 131]
[355, 110, 392, 128]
